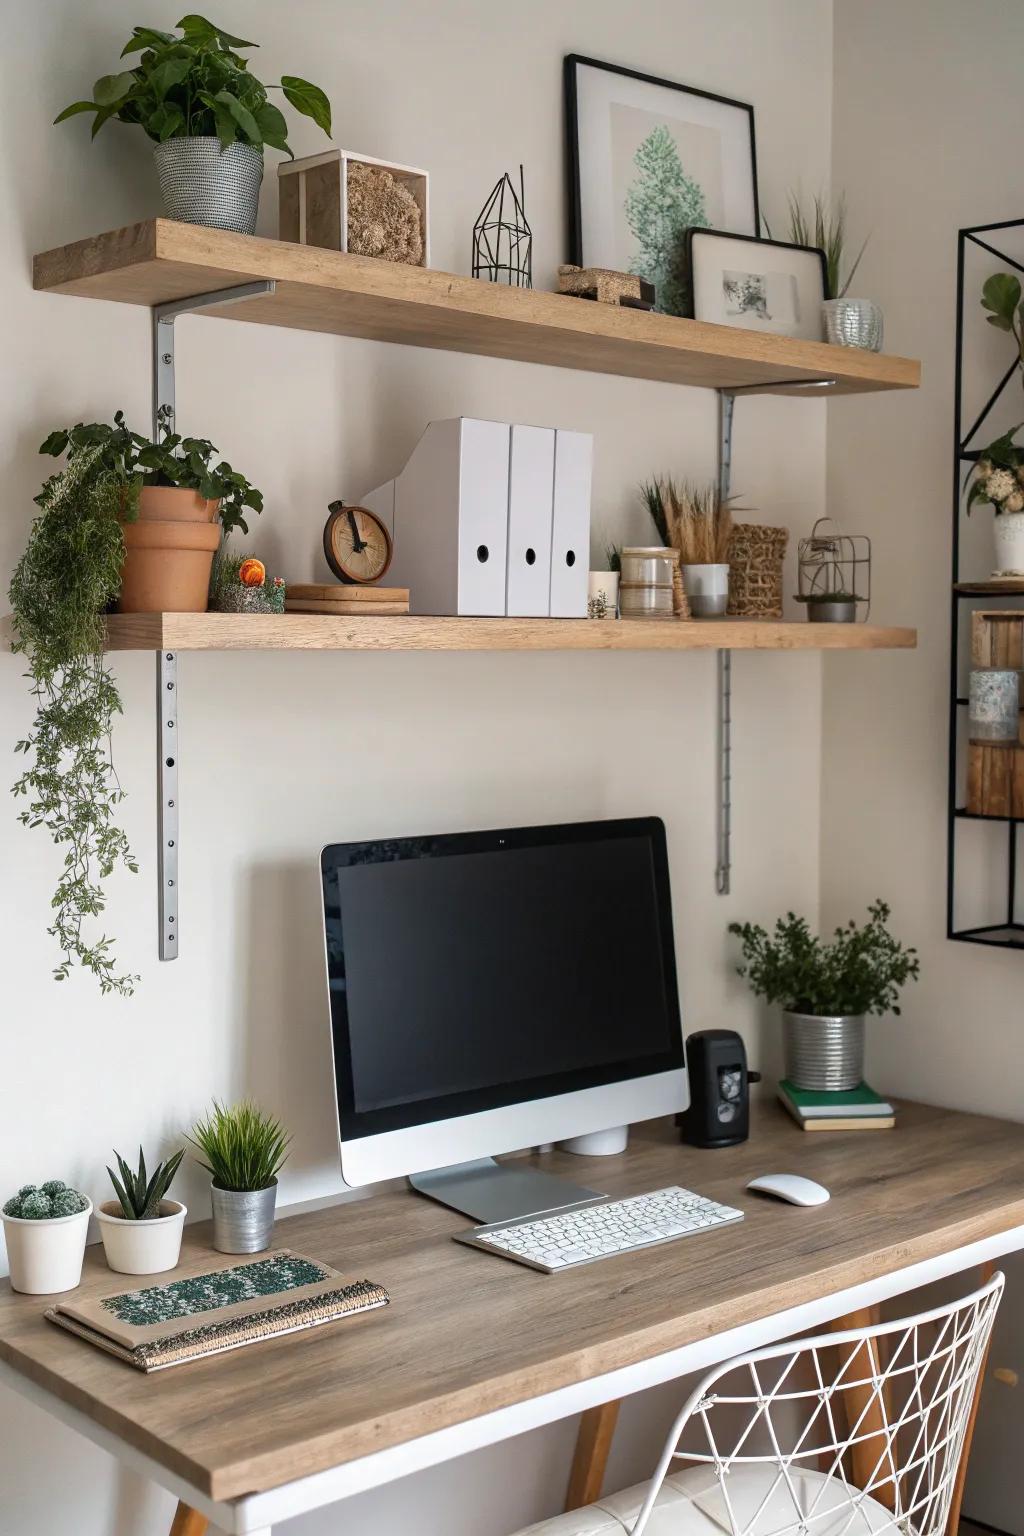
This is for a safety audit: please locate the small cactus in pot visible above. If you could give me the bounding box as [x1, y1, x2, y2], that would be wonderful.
[2, 1180, 92, 1294]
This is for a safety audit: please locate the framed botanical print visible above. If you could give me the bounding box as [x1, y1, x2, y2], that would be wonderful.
[564, 54, 758, 316]
[686, 229, 828, 340]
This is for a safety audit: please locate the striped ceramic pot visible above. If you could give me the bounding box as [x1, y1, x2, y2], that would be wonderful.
[783, 1011, 865, 1091]
[153, 137, 263, 234]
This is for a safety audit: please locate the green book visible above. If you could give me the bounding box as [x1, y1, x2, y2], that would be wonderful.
[779, 1080, 894, 1118]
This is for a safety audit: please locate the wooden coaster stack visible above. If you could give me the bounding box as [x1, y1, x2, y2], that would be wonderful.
[285, 584, 410, 616]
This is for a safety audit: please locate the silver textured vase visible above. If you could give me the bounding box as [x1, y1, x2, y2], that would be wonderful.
[210, 1180, 277, 1253]
[153, 138, 264, 234]
[783, 1011, 865, 1091]
[822, 298, 884, 352]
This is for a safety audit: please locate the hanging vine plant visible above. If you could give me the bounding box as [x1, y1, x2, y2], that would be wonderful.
[9, 414, 148, 995]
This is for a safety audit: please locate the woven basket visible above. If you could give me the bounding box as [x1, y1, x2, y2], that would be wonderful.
[728, 525, 789, 618]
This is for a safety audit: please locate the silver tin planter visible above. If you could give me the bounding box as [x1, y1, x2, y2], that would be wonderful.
[822, 298, 884, 352]
[210, 1179, 277, 1253]
[783, 1011, 865, 1091]
[805, 596, 858, 623]
[154, 138, 264, 235]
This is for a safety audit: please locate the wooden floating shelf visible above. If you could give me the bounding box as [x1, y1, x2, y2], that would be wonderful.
[954, 581, 1024, 595]
[33, 220, 921, 396]
[87, 612, 918, 653]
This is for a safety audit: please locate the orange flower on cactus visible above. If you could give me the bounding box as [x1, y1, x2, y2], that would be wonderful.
[238, 558, 266, 588]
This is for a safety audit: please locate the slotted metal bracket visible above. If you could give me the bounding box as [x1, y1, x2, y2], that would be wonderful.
[152, 280, 275, 959]
[714, 378, 838, 895]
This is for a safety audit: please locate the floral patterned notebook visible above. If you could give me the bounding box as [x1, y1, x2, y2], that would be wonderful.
[45, 1250, 389, 1372]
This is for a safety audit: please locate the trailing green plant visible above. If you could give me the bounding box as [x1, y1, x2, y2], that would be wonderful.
[138, 406, 263, 536]
[729, 900, 919, 1018]
[784, 193, 868, 301]
[3, 1181, 89, 1220]
[54, 14, 331, 156]
[188, 1100, 291, 1191]
[9, 416, 148, 995]
[966, 425, 1024, 515]
[107, 1145, 185, 1219]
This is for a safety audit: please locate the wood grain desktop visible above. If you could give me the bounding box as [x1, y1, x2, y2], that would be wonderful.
[0, 1101, 1022, 1502]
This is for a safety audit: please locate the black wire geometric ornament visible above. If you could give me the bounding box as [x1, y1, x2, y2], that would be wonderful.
[472, 165, 532, 288]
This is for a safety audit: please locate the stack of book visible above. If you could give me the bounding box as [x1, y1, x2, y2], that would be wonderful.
[285, 583, 410, 616]
[778, 1079, 895, 1132]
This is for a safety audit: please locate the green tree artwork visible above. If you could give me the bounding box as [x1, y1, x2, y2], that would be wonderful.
[624, 124, 710, 316]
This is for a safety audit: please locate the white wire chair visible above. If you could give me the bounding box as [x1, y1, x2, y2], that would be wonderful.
[516, 1273, 1002, 1536]
[629, 1272, 1004, 1536]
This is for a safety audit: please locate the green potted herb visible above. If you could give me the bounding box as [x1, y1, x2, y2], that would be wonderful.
[95, 1147, 186, 1275]
[1, 1182, 92, 1294]
[55, 14, 332, 234]
[9, 414, 147, 995]
[189, 1100, 290, 1253]
[730, 901, 919, 1091]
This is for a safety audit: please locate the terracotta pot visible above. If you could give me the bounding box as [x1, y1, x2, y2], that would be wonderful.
[119, 520, 221, 613]
[138, 485, 220, 523]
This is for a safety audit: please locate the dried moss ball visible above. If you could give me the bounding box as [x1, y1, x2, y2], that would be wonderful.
[41, 1179, 68, 1196]
[19, 1191, 53, 1219]
[346, 162, 423, 266]
[3, 1180, 87, 1219]
[50, 1189, 86, 1217]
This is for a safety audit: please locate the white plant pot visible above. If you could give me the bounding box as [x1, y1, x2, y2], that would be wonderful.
[682, 562, 730, 618]
[95, 1199, 186, 1276]
[2, 1200, 92, 1294]
[993, 512, 1024, 576]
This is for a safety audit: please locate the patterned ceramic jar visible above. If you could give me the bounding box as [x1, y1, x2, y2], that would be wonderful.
[969, 668, 1020, 742]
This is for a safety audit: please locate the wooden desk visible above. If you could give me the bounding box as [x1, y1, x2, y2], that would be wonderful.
[1, 1101, 1023, 1535]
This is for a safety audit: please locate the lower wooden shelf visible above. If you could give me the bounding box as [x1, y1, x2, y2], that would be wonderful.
[92, 612, 917, 652]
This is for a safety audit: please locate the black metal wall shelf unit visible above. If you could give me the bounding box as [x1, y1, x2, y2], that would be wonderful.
[948, 216, 1024, 948]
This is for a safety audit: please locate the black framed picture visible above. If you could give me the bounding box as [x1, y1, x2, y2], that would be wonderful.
[686, 229, 828, 340]
[564, 54, 759, 317]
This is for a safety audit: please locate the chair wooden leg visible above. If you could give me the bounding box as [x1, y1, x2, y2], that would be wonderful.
[565, 1400, 620, 1511]
[945, 1261, 997, 1536]
[169, 1501, 209, 1536]
[830, 1304, 896, 1510]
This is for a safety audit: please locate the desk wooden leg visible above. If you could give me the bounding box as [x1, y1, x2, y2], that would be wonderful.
[945, 1260, 996, 1536]
[565, 1400, 620, 1511]
[169, 1500, 209, 1536]
[830, 1305, 896, 1511]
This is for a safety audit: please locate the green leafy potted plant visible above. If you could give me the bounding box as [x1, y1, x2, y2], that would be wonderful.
[729, 901, 919, 1091]
[966, 421, 1024, 578]
[9, 414, 146, 995]
[189, 1100, 290, 1253]
[55, 14, 332, 234]
[784, 193, 878, 350]
[2, 1182, 92, 1294]
[95, 1146, 186, 1274]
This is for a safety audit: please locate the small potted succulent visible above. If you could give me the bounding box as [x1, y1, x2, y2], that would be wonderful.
[1, 1181, 92, 1294]
[189, 1100, 290, 1253]
[730, 901, 919, 1091]
[95, 1146, 186, 1275]
[54, 14, 332, 235]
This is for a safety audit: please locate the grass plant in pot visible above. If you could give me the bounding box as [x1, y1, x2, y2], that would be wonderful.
[784, 193, 878, 351]
[1, 1182, 92, 1294]
[55, 15, 332, 235]
[96, 1146, 186, 1275]
[189, 1101, 290, 1253]
[642, 477, 735, 617]
[729, 901, 919, 1091]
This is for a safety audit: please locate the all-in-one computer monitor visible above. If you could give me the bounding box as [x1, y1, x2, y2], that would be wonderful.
[320, 816, 687, 1222]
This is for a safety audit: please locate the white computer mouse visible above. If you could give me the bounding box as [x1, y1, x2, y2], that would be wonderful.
[746, 1173, 830, 1206]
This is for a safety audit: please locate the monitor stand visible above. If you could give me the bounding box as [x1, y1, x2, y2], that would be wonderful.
[409, 1158, 605, 1225]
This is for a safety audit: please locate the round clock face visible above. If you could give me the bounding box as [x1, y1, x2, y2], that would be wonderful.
[324, 502, 393, 584]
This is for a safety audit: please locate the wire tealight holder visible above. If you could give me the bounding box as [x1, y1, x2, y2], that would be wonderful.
[796, 517, 871, 622]
[472, 165, 532, 288]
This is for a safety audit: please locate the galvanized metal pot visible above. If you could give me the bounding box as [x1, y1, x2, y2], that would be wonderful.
[210, 1180, 277, 1254]
[153, 137, 264, 234]
[783, 1011, 865, 1091]
[822, 298, 883, 352]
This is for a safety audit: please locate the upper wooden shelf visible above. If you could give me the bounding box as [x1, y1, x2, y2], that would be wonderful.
[33, 221, 921, 396]
[88, 612, 917, 652]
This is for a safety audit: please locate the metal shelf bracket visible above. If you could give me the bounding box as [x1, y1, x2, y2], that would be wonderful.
[152, 280, 275, 960]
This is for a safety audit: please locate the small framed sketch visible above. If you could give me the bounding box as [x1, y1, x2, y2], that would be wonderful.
[686, 230, 828, 340]
[565, 55, 758, 317]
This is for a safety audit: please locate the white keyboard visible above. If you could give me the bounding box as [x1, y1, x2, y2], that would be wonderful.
[456, 1186, 744, 1273]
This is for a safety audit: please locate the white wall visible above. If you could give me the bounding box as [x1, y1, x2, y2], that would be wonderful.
[0, 3, 835, 1532]
[828, 3, 1024, 1527]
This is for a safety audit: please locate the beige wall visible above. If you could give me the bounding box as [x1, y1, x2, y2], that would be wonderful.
[0, 3, 838, 1532]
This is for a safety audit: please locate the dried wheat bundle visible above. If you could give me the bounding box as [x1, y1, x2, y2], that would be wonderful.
[640, 478, 734, 564]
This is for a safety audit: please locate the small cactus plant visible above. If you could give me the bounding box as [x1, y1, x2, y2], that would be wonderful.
[107, 1146, 185, 1220]
[3, 1180, 89, 1219]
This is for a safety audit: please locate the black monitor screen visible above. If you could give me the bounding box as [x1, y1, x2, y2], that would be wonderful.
[321, 818, 683, 1139]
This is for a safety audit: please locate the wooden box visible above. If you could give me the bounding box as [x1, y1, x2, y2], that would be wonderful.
[971, 609, 1024, 670]
[278, 149, 429, 266]
[966, 740, 1024, 817]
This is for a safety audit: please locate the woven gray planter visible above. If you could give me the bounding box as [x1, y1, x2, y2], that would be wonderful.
[154, 138, 263, 234]
[822, 298, 883, 352]
[210, 1180, 277, 1253]
[783, 1011, 865, 1091]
